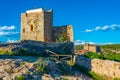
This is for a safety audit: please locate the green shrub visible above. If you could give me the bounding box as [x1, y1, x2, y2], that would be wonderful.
[85, 52, 100, 59]
[15, 75, 26, 80]
[89, 71, 104, 80]
[37, 58, 46, 74]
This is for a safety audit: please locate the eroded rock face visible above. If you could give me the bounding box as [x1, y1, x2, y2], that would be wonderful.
[0, 57, 65, 80]
[0, 59, 33, 80]
[0, 40, 74, 55]
[0, 56, 91, 80]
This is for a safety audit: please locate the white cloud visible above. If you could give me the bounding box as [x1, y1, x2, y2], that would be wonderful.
[74, 40, 114, 45]
[0, 26, 15, 31]
[6, 39, 18, 43]
[84, 29, 92, 32]
[101, 25, 109, 31]
[95, 26, 101, 30]
[74, 40, 96, 45]
[83, 24, 120, 32]
[0, 31, 19, 36]
[0, 25, 19, 36]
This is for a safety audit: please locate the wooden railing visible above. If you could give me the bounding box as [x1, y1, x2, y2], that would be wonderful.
[45, 50, 76, 62]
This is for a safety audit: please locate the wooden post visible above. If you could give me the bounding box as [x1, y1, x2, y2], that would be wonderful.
[73, 55, 76, 63]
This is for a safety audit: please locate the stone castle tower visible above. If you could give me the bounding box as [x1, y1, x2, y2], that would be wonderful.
[84, 43, 101, 53]
[21, 8, 73, 42]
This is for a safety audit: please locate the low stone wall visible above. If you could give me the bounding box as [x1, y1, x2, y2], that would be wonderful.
[76, 56, 120, 78]
[0, 40, 74, 55]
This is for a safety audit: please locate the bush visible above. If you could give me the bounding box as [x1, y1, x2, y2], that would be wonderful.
[85, 52, 100, 59]
[15, 76, 26, 80]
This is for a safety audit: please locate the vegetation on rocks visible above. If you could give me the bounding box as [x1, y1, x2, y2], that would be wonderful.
[100, 44, 120, 54]
[74, 45, 83, 50]
[84, 52, 120, 62]
[15, 76, 26, 80]
[56, 30, 68, 42]
[100, 44, 120, 50]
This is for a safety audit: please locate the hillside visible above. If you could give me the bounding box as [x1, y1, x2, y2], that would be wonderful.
[100, 44, 120, 54]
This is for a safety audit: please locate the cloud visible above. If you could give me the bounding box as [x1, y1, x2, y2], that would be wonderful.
[84, 29, 92, 32]
[74, 40, 114, 45]
[74, 40, 96, 45]
[0, 26, 15, 31]
[0, 31, 19, 36]
[83, 24, 120, 32]
[6, 39, 18, 43]
[0, 25, 19, 36]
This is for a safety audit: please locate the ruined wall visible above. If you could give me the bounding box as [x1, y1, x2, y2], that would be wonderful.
[52, 25, 73, 42]
[88, 45, 97, 53]
[52, 26, 67, 42]
[84, 43, 89, 50]
[76, 56, 120, 79]
[0, 40, 74, 55]
[84, 43, 100, 53]
[67, 25, 74, 42]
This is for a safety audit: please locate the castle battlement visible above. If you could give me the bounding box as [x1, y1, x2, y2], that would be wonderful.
[26, 8, 52, 13]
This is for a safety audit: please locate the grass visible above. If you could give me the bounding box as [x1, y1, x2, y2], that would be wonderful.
[88, 71, 104, 80]
[15, 75, 26, 80]
[84, 52, 120, 62]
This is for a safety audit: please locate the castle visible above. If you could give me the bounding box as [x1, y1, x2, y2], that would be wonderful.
[84, 43, 101, 53]
[21, 8, 73, 42]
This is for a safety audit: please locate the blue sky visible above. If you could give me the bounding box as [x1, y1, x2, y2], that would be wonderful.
[0, 0, 120, 44]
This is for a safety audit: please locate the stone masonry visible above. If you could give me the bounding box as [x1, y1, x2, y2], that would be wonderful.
[84, 43, 101, 53]
[76, 56, 120, 79]
[21, 8, 73, 42]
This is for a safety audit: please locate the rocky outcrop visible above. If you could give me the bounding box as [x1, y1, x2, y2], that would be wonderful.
[0, 59, 33, 80]
[76, 56, 120, 79]
[0, 56, 89, 80]
[0, 40, 74, 55]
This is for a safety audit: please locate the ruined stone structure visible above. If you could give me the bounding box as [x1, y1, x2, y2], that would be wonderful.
[76, 56, 120, 79]
[21, 8, 73, 42]
[84, 43, 101, 53]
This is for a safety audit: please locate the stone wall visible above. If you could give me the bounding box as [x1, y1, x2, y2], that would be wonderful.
[52, 26, 67, 42]
[84, 43, 101, 53]
[76, 56, 120, 78]
[44, 11, 53, 42]
[0, 40, 74, 55]
[52, 25, 73, 42]
[21, 12, 44, 41]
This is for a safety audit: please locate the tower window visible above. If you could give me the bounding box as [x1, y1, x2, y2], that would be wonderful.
[23, 28, 25, 33]
[31, 24, 33, 31]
